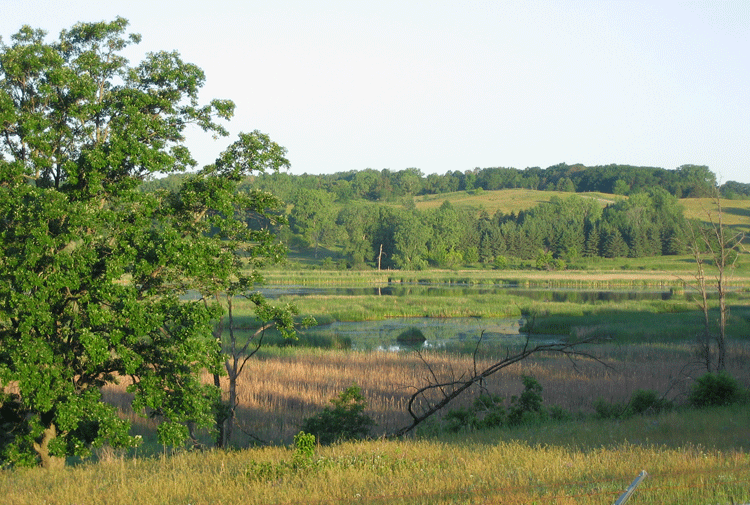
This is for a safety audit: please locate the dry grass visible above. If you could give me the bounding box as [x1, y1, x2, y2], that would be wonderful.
[2, 427, 748, 504]
[8, 344, 750, 504]
[102, 342, 750, 446]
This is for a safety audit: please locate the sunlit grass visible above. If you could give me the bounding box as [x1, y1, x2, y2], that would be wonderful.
[2, 417, 749, 504]
[99, 340, 750, 449]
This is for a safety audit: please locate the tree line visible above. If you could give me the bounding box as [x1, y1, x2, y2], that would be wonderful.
[143, 163, 750, 205]
[142, 164, 719, 269]
[277, 188, 688, 270]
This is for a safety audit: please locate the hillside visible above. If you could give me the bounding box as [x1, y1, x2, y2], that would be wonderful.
[409, 188, 618, 215]
[409, 188, 750, 235]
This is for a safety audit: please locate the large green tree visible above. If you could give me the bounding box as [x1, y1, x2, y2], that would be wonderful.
[289, 187, 339, 258]
[0, 18, 289, 467]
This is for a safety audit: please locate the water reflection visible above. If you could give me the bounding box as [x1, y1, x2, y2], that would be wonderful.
[304, 316, 535, 352]
[259, 284, 678, 303]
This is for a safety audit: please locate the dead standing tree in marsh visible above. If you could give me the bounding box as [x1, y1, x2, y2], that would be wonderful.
[684, 193, 746, 372]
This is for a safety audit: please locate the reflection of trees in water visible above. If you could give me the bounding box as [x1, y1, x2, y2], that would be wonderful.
[261, 285, 676, 303]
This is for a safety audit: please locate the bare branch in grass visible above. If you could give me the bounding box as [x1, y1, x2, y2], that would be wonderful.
[393, 326, 609, 437]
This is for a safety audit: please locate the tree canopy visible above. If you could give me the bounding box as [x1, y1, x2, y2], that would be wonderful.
[0, 18, 290, 467]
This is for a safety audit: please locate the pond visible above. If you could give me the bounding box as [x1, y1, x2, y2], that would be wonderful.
[305, 316, 534, 351]
[259, 284, 680, 303]
[261, 282, 680, 351]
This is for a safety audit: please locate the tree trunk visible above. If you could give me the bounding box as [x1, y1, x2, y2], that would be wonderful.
[33, 423, 64, 469]
[212, 294, 227, 448]
[226, 368, 238, 444]
[213, 372, 227, 448]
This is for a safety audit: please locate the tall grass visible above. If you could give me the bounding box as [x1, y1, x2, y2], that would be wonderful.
[2, 416, 749, 504]
[101, 342, 750, 447]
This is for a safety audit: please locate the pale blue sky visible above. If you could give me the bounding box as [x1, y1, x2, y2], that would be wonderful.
[2, 1, 749, 183]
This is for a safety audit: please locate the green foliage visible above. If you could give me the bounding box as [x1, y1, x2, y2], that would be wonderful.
[493, 255, 509, 269]
[300, 385, 375, 445]
[688, 372, 741, 409]
[596, 389, 673, 420]
[627, 389, 673, 416]
[548, 405, 573, 422]
[292, 431, 316, 468]
[0, 18, 292, 466]
[508, 375, 546, 426]
[594, 398, 627, 420]
[442, 376, 552, 433]
[471, 394, 506, 430]
[443, 407, 476, 433]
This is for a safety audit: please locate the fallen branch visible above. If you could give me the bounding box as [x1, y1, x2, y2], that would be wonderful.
[392, 330, 608, 437]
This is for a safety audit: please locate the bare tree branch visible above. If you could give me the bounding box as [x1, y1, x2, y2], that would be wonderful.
[392, 333, 608, 437]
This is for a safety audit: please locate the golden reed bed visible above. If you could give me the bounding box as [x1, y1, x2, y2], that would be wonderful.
[102, 343, 750, 445]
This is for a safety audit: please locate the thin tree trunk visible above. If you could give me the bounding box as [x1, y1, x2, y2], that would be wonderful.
[211, 294, 227, 448]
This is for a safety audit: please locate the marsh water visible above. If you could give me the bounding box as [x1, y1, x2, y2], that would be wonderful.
[260, 283, 680, 351]
[306, 316, 532, 351]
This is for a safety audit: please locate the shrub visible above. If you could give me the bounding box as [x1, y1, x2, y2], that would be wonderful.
[594, 398, 627, 419]
[444, 407, 475, 433]
[441, 376, 550, 433]
[688, 371, 741, 409]
[508, 375, 545, 426]
[627, 389, 673, 416]
[548, 405, 573, 422]
[292, 431, 316, 468]
[396, 327, 426, 345]
[472, 394, 506, 430]
[493, 255, 508, 270]
[300, 385, 375, 445]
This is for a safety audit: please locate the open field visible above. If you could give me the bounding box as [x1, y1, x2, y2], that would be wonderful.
[410, 188, 620, 215]
[5, 272, 750, 503]
[2, 425, 749, 505]
[394, 188, 750, 238]
[6, 344, 750, 505]
[681, 196, 750, 235]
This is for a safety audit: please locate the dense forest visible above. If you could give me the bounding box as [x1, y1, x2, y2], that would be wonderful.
[142, 164, 750, 270]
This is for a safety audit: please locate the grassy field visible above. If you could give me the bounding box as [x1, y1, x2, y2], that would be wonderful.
[680, 196, 750, 235]
[5, 337, 750, 505]
[4, 201, 750, 503]
[2, 419, 749, 504]
[3, 307, 750, 503]
[410, 188, 620, 215]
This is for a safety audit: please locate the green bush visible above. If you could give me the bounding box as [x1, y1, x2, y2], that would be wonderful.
[594, 398, 627, 419]
[396, 327, 426, 345]
[292, 431, 316, 468]
[493, 255, 508, 269]
[508, 375, 545, 426]
[472, 394, 506, 430]
[627, 389, 673, 416]
[444, 407, 475, 433]
[300, 385, 375, 445]
[688, 371, 741, 409]
[442, 376, 550, 433]
[548, 405, 573, 422]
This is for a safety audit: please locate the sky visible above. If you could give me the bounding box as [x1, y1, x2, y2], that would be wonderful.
[2, 1, 749, 183]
